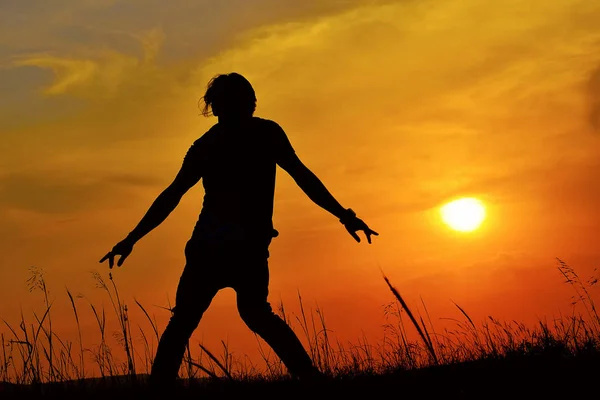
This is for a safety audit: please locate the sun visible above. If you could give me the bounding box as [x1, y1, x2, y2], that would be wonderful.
[440, 197, 486, 232]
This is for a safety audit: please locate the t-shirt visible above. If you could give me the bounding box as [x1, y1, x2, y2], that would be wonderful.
[181, 117, 295, 242]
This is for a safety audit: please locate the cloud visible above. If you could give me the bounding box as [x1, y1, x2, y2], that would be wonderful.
[11, 28, 165, 98]
[13, 56, 101, 96]
[3, 0, 600, 224]
[192, 0, 600, 149]
[0, 172, 160, 214]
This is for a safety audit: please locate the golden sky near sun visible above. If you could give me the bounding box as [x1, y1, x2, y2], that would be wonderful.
[1, 0, 600, 367]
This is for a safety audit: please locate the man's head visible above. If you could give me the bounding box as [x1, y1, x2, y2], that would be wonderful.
[200, 73, 257, 118]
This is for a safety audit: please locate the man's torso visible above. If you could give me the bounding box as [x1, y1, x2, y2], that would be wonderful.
[185, 117, 293, 242]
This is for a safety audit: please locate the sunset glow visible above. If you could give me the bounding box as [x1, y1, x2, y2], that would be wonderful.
[1, 0, 600, 385]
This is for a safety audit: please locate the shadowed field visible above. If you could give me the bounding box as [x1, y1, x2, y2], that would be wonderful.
[2, 353, 598, 399]
[1, 259, 598, 399]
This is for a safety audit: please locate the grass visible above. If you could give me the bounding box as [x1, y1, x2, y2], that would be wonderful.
[0, 258, 598, 399]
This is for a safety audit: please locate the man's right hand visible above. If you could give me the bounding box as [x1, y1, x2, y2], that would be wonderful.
[99, 237, 135, 269]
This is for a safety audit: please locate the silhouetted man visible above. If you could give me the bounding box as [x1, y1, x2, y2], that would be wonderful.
[100, 73, 378, 385]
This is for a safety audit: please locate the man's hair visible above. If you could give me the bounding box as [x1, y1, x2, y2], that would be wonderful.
[199, 73, 257, 117]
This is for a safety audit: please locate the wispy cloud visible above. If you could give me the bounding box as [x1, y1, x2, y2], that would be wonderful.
[0, 172, 160, 214]
[10, 28, 165, 98]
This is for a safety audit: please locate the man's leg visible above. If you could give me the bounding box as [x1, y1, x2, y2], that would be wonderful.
[150, 263, 219, 385]
[234, 260, 320, 379]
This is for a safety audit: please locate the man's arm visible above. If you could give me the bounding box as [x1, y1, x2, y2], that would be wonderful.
[277, 153, 378, 243]
[268, 120, 378, 243]
[100, 142, 203, 268]
[125, 168, 201, 244]
[277, 154, 348, 220]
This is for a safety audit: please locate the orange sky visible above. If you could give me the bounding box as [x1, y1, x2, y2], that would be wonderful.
[1, 0, 600, 374]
